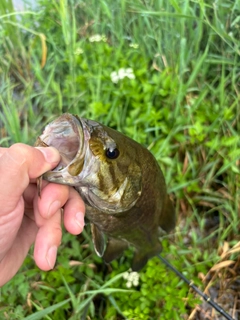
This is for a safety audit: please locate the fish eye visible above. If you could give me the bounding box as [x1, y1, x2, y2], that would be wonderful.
[105, 147, 120, 159]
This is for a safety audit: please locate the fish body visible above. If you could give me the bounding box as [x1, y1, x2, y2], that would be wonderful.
[35, 113, 175, 270]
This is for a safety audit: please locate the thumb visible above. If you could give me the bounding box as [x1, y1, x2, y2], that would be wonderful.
[0, 144, 60, 213]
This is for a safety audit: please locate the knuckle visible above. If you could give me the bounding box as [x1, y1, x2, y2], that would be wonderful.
[8, 143, 29, 167]
[9, 143, 28, 154]
[53, 225, 62, 245]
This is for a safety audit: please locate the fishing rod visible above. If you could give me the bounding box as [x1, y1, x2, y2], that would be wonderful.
[157, 254, 234, 320]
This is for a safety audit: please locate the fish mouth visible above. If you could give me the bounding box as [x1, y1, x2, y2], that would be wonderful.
[37, 113, 87, 185]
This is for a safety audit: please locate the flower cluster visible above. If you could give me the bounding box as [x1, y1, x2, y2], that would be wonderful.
[123, 269, 140, 288]
[74, 48, 84, 55]
[89, 34, 107, 42]
[110, 68, 135, 83]
[129, 43, 139, 49]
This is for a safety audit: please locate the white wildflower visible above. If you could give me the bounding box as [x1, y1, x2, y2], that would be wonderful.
[101, 35, 107, 42]
[110, 71, 119, 83]
[129, 43, 139, 49]
[125, 68, 135, 80]
[74, 48, 84, 55]
[110, 68, 135, 83]
[122, 269, 140, 288]
[89, 34, 107, 42]
[132, 278, 139, 287]
[89, 34, 102, 42]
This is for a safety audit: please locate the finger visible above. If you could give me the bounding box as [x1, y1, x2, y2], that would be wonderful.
[0, 144, 60, 213]
[34, 209, 62, 271]
[0, 147, 7, 157]
[35, 184, 85, 234]
[63, 188, 85, 235]
[36, 183, 70, 220]
[0, 215, 38, 286]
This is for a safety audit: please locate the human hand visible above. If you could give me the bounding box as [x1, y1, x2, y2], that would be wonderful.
[0, 143, 85, 286]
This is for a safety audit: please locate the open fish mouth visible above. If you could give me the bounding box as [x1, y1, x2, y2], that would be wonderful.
[36, 114, 87, 185]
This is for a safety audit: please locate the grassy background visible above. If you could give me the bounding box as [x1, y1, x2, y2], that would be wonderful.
[0, 0, 239, 319]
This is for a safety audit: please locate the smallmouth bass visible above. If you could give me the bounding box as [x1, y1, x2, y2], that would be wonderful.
[35, 113, 175, 271]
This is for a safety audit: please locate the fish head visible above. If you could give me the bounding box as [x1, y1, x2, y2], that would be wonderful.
[35, 113, 142, 214]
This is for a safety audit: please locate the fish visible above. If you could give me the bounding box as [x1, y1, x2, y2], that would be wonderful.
[35, 113, 175, 271]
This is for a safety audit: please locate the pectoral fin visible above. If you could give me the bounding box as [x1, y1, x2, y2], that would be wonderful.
[103, 238, 129, 263]
[91, 224, 106, 257]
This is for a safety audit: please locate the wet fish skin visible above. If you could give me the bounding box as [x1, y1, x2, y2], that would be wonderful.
[35, 114, 175, 271]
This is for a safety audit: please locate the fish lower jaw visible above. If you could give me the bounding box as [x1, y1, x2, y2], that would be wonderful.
[43, 170, 83, 186]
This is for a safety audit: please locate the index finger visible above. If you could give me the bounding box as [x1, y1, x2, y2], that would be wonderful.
[0, 143, 60, 212]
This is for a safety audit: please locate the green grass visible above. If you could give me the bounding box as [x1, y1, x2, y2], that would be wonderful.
[0, 0, 239, 319]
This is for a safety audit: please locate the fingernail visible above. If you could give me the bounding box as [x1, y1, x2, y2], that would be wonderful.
[75, 212, 85, 231]
[37, 147, 60, 164]
[46, 245, 57, 269]
[48, 200, 61, 217]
